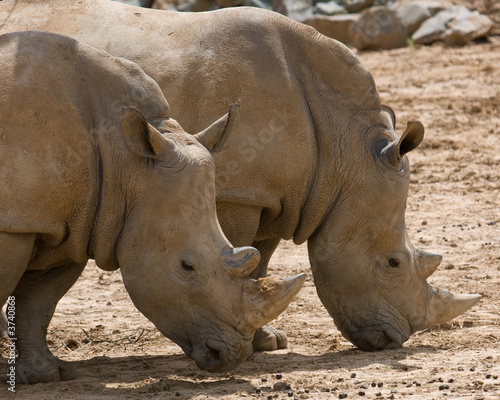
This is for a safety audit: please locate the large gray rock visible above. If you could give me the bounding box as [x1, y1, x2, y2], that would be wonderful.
[305, 14, 360, 46]
[394, 2, 431, 35]
[394, 2, 453, 35]
[350, 6, 408, 50]
[314, 0, 345, 16]
[443, 11, 493, 45]
[282, 0, 314, 21]
[412, 5, 493, 45]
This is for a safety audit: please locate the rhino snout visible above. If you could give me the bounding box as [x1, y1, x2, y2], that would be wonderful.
[189, 339, 253, 373]
[347, 325, 408, 351]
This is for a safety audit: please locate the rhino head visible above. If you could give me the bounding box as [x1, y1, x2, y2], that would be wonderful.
[100, 105, 305, 371]
[307, 107, 481, 350]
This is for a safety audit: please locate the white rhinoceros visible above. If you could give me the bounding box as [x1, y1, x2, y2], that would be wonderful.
[0, 0, 481, 352]
[0, 31, 305, 383]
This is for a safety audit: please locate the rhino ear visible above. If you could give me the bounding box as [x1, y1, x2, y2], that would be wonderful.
[381, 121, 424, 167]
[193, 103, 240, 153]
[382, 105, 396, 129]
[121, 107, 176, 159]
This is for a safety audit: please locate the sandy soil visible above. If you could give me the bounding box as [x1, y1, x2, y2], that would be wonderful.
[1, 39, 500, 399]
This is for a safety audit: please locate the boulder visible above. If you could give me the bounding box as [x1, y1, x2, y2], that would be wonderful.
[394, 2, 432, 35]
[305, 14, 360, 46]
[282, 0, 314, 21]
[412, 5, 493, 45]
[345, 0, 374, 13]
[314, 1, 346, 16]
[350, 6, 408, 50]
[442, 11, 493, 45]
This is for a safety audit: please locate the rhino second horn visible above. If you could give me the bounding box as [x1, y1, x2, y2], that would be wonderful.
[242, 273, 306, 330]
[221, 246, 260, 278]
[416, 249, 442, 280]
[414, 288, 481, 332]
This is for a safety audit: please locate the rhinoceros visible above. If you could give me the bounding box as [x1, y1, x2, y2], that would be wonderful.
[0, 0, 481, 352]
[0, 31, 305, 383]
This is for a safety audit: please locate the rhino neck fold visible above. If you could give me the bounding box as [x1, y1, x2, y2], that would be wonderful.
[87, 126, 128, 272]
[288, 33, 382, 244]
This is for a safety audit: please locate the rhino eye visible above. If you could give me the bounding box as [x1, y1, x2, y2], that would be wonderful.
[388, 258, 400, 268]
[181, 261, 195, 272]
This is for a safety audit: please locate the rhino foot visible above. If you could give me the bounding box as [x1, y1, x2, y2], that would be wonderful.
[16, 356, 76, 384]
[252, 325, 287, 351]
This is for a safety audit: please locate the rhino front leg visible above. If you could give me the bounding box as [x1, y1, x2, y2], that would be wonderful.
[12, 262, 85, 384]
[0, 232, 36, 307]
[251, 237, 289, 351]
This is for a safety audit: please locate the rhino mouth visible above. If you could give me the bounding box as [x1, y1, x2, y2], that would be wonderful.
[345, 325, 408, 351]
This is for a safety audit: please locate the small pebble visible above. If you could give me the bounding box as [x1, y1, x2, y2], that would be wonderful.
[360, 384, 368, 389]
[486, 374, 492, 379]
[457, 366, 464, 371]
[175, 393, 180, 397]
[262, 378, 268, 382]
[493, 376, 498, 380]
[470, 367, 476, 372]
[287, 391, 293, 397]
[448, 379, 454, 383]
[358, 391, 365, 396]
[351, 373, 357, 378]
[276, 373, 283, 380]
[377, 382, 383, 388]
[339, 394, 348, 399]
[438, 377, 443, 382]
[371, 382, 377, 387]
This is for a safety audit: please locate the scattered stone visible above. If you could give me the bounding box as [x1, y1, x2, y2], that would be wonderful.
[351, 373, 357, 378]
[273, 381, 290, 391]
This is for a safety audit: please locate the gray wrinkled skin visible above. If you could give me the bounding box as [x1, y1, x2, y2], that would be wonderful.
[0, 31, 305, 384]
[0, 0, 480, 352]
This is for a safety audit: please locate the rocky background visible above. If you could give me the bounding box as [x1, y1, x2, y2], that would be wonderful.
[142, 0, 499, 50]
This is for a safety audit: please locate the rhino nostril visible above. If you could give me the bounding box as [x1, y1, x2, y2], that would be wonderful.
[207, 346, 221, 363]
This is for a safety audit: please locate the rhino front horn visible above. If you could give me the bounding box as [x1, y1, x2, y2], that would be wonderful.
[414, 288, 482, 332]
[242, 274, 306, 330]
[221, 246, 260, 278]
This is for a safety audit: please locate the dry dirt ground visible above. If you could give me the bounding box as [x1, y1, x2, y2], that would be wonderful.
[1, 38, 500, 399]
